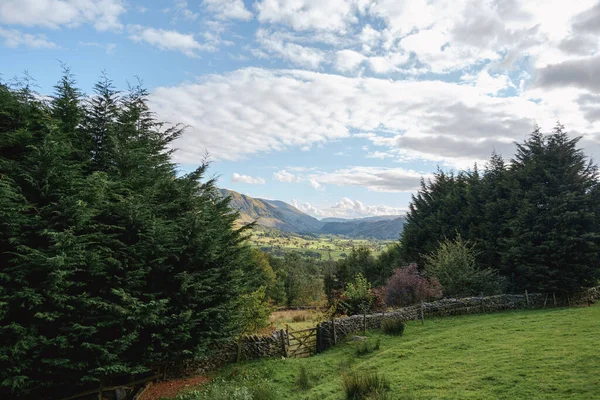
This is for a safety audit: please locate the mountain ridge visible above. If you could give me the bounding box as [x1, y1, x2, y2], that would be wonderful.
[219, 188, 405, 239]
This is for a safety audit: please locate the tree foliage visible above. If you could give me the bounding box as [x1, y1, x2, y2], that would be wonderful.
[0, 71, 263, 398]
[401, 124, 600, 294]
[424, 237, 506, 297]
[384, 264, 442, 307]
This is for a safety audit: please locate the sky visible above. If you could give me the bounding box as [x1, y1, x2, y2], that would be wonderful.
[2, 0, 600, 219]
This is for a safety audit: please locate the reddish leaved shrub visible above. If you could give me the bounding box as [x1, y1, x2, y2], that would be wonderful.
[384, 263, 443, 307]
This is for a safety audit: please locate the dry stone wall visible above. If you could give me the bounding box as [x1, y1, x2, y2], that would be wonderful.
[318, 288, 599, 349]
[173, 287, 600, 376]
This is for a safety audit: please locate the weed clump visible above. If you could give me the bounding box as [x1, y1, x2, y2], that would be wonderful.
[382, 319, 405, 336]
[295, 366, 311, 390]
[343, 372, 390, 399]
[355, 338, 381, 357]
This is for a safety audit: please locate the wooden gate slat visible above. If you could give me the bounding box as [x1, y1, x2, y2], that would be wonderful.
[286, 325, 318, 357]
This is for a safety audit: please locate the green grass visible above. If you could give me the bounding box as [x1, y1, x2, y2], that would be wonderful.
[178, 305, 600, 399]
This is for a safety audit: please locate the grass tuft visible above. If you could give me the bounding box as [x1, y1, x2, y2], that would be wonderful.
[343, 372, 390, 400]
[355, 338, 381, 357]
[381, 319, 405, 336]
[295, 366, 311, 390]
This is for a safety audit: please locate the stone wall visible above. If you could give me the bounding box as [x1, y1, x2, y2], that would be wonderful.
[171, 330, 287, 377]
[172, 286, 600, 376]
[318, 288, 599, 350]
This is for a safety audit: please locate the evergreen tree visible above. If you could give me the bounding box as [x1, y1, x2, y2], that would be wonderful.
[0, 71, 262, 398]
[502, 124, 600, 292]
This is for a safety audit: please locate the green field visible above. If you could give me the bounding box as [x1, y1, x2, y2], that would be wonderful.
[248, 228, 393, 260]
[176, 305, 600, 399]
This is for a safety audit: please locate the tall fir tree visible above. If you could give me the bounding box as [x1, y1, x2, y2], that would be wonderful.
[502, 124, 600, 292]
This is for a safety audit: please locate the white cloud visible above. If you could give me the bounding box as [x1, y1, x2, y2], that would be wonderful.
[273, 169, 301, 182]
[173, 0, 199, 21]
[0, 27, 56, 48]
[0, 0, 125, 31]
[203, 0, 253, 20]
[149, 67, 594, 167]
[128, 25, 214, 56]
[292, 198, 407, 219]
[334, 49, 366, 72]
[232, 173, 266, 184]
[310, 166, 428, 192]
[255, 0, 364, 32]
[309, 179, 324, 190]
[255, 29, 326, 69]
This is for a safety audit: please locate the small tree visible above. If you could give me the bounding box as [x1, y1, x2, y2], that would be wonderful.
[384, 264, 442, 307]
[424, 236, 506, 297]
[339, 273, 375, 315]
[238, 287, 273, 335]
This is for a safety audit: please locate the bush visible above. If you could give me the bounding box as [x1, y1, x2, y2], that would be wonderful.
[295, 366, 311, 390]
[424, 237, 507, 297]
[384, 263, 443, 307]
[343, 372, 390, 400]
[381, 319, 405, 336]
[355, 338, 381, 357]
[339, 273, 377, 315]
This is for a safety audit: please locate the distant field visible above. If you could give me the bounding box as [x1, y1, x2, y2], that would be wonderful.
[176, 304, 600, 399]
[246, 228, 394, 260]
[269, 309, 326, 331]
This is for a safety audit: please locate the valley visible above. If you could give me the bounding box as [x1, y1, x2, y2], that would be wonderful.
[220, 188, 404, 259]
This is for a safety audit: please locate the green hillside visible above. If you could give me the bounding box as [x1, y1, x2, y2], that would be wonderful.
[176, 304, 600, 400]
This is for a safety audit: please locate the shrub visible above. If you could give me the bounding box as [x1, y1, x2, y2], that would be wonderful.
[424, 237, 507, 297]
[239, 286, 274, 335]
[384, 264, 442, 307]
[355, 339, 381, 357]
[295, 366, 311, 390]
[339, 274, 375, 315]
[381, 319, 405, 336]
[343, 372, 390, 400]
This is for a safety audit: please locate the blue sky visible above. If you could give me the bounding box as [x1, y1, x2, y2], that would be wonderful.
[2, 0, 600, 218]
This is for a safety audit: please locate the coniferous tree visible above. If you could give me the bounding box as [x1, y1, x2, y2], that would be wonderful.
[502, 124, 600, 292]
[0, 71, 263, 398]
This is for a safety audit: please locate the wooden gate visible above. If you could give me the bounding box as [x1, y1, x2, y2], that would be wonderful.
[286, 326, 318, 358]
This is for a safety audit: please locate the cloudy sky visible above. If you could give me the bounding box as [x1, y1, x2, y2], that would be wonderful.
[3, 0, 600, 219]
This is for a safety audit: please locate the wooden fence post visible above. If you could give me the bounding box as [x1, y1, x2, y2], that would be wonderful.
[316, 323, 321, 353]
[280, 329, 287, 358]
[543, 293, 548, 308]
[553, 292, 557, 307]
[363, 309, 367, 334]
[236, 337, 243, 363]
[332, 315, 337, 345]
[525, 290, 530, 306]
[567, 293, 571, 307]
[420, 302, 425, 325]
[481, 296, 485, 313]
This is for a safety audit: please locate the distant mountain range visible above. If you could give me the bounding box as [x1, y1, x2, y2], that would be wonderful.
[219, 188, 405, 240]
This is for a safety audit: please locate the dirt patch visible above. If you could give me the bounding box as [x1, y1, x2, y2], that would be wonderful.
[138, 376, 209, 400]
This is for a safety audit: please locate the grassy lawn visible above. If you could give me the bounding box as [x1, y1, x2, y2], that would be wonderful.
[176, 304, 600, 399]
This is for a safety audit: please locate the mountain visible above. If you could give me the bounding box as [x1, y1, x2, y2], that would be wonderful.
[220, 188, 405, 239]
[219, 189, 323, 233]
[321, 215, 401, 223]
[320, 217, 405, 240]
